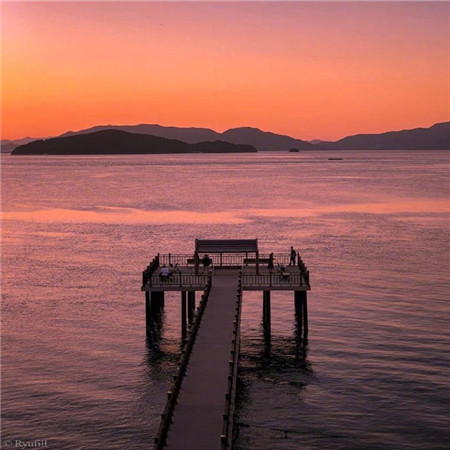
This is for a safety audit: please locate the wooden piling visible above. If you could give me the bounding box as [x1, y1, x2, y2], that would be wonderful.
[263, 290, 271, 334]
[295, 291, 303, 315]
[188, 291, 195, 322]
[145, 291, 151, 336]
[181, 291, 187, 339]
[295, 290, 308, 340]
[303, 293, 308, 339]
[151, 292, 163, 315]
[295, 290, 304, 336]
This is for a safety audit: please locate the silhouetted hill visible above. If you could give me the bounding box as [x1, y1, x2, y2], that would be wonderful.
[1, 137, 42, 153]
[11, 130, 256, 155]
[60, 124, 221, 144]
[322, 122, 450, 150]
[59, 124, 316, 151]
[1, 143, 18, 153]
[221, 127, 317, 151]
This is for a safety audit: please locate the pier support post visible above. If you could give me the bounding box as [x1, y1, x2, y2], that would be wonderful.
[295, 291, 308, 341]
[188, 291, 195, 323]
[151, 292, 163, 315]
[145, 291, 151, 336]
[181, 291, 187, 340]
[303, 294, 308, 339]
[263, 291, 271, 335]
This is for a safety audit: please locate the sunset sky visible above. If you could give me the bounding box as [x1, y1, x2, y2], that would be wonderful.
[1, 1, 449, 141]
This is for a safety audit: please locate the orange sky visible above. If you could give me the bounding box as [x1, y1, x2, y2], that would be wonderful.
[1, 1, 449, 141]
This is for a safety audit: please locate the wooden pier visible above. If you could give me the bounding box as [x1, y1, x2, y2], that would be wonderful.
[141, 239, 311, 449]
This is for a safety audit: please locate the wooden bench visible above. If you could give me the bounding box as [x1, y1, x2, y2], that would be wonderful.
[195, 239, 258, 253]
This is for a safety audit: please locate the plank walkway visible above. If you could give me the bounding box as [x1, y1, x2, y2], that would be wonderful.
[165, 272, 240, 450]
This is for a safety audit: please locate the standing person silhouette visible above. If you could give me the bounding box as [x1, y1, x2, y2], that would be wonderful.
[268, 252, 274, 270]
[289, 246, 296, 266]
[194, 251, 200, 275]
[202, 254, 212, 273]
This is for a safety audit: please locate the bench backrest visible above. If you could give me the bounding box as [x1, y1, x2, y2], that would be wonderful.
[195, 239, 258, 253]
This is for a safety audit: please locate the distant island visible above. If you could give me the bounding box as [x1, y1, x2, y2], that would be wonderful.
[321, 122, 450, 151]
[11, 130, 257, 155]
[5, 121, 450, 154]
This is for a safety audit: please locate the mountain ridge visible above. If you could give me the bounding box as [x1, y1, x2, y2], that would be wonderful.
[321, 122, 450, 150]
[4, 121, 450, 153]
[59, 123, 316, 150]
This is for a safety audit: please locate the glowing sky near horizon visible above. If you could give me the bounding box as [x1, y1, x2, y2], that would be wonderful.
[1, 1, 449, 141]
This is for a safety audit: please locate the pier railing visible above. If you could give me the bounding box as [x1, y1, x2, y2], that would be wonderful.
[142, 254, 160, 288]
[153, 273, 213, 450]
[220, 272, 242, 450]
[297, 253, 311, 288]
[143, 252, 310, 290]
[150, 272, 210, 288]
[241, 272, 307, 288]
[158, 253, 191, 267]
[157, 253, 297, 268]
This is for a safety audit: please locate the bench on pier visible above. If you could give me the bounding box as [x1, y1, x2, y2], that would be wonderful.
[195, 238, 258, 254]
[191, 239, 261, 271]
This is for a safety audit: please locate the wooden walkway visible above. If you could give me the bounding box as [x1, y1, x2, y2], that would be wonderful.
[146, 241, 311, 448]
[165, 272, 239, 450]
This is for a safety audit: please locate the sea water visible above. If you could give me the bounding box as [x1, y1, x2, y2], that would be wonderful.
[1, 151, 449, 449]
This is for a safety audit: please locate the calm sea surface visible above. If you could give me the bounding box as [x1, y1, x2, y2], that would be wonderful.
[1, 151, 449, 450]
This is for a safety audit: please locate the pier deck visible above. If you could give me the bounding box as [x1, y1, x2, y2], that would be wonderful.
[146, 240, 311, 449]
[165, 273, 239, 450]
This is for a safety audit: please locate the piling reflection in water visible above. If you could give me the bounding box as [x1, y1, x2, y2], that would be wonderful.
[235, 331, 313, 447]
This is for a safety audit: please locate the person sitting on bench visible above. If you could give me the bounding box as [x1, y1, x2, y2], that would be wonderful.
[159, 265, 171, 280]
[278, 264, 290, 281]
[202, 254, 213, 273]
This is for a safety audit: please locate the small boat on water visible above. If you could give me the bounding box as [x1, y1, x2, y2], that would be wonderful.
[328, 157, 343, 160]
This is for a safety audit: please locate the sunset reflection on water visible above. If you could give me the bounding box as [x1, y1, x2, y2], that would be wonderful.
[2, 199, 448, 225]
[1, 151, 449, 450]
